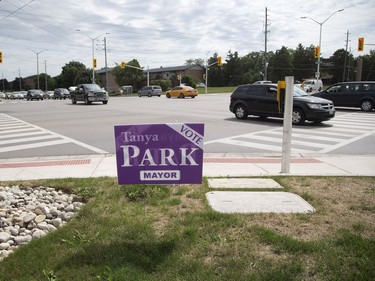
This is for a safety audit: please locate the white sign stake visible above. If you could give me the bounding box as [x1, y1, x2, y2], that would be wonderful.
[281, 76, 294, 173]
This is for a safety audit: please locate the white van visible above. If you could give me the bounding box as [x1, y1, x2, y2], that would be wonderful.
[302, 79, 323, 93]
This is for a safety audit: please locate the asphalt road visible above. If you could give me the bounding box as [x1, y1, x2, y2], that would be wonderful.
[1, 94, 375, 159]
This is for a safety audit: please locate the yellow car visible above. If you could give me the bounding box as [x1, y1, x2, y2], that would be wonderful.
[166, 85, 198, 98]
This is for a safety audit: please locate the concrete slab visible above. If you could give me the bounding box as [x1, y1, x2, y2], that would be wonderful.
[207, 178, 283, 189]
[206, 191, 315, 214]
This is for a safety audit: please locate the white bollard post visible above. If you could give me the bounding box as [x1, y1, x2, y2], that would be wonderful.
[281, 76, 294, 173]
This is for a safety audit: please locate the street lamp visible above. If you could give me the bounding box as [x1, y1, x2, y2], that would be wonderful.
[27, 48, 47, 89]
[76, 29, 109, 83]
[301, 9, 344, 80]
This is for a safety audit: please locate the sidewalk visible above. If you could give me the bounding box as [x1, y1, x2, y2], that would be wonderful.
[0, 153, 374, 181]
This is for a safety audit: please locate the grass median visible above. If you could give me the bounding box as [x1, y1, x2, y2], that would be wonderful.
[0, 176, 374, 280]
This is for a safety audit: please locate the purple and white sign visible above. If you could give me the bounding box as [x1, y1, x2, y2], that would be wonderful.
[114, 123, 204, 185]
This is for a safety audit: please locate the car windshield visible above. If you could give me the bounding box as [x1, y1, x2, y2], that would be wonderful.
[85, 84, 102, 91]
[293, 86, 309, 97]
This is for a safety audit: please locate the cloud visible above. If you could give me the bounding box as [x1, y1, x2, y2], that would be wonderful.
[0, 0, 374, 82]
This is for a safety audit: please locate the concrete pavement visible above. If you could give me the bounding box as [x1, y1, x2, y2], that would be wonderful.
[1, 153, 374, 214]
[1, 153, 374, 181]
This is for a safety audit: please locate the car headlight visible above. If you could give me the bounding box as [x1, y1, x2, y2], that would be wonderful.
[307, 103, 323, 109]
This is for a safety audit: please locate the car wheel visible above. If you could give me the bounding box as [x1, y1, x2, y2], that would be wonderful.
[84, 97, 91, 105]
[103, 101, 108, 105]
[360, 100, 373, 111]
[148, 93, 151, 97]
[179, 93, 185, 98]
[234, 104, 247, 120]
[138, 93, 141, 97]
[166, 93, 171, 98]
[158, 95, 161, 97]
[71, 97, 76, 104]
[191, 96, 195, 98]
[292, 108, 305, 125]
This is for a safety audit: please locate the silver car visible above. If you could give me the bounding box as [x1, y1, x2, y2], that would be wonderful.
[138, 85, 162, 97]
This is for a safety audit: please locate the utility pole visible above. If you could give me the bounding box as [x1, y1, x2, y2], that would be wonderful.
[347, 47, 352, 81]
[103, 37, 108, 91]
[1, 73, 4, 92]
[343, 30, 350, 82]
[44, 60, 48, 92]
[264, 7, 270, 81]
[27, 48, 46, 89]
[19, 69, 22, 90]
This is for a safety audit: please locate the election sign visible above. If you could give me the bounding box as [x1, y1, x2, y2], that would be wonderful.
[114, 123, 204, 185]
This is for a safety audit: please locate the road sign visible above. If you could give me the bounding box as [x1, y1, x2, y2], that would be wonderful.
[114, 123, 204, 185]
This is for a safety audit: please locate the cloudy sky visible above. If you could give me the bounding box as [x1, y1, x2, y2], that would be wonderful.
[0, 0, 374, 82]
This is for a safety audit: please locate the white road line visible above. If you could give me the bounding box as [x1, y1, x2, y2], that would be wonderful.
[205, 112, 375, 153]
[240, 133, 329, 148]
[0, 139, 72, 153]
[0, 131, 48, 139]
[0, 113, 108, 154]
[265, 130, 349, 142]
[0, 135, 59, 145]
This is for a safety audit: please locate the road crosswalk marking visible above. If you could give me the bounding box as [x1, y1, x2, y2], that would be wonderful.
[0, 113, 108, 154]
[205, 112, 375, 154]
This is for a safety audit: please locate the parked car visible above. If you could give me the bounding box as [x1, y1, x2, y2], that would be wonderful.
[196, 82, 206, 88]
[166, 85, 198, 98]
[71, 84, 108, 105]
[0, 92, 6, 99]
[138, 85, 162, 97]
[229, 84, 335, 125]
[253, 80, 272, 85]
[302, 79, 323, 92]
[26, 89, 44, 101]
[9, 92, 24, 100]
[53, 88, 70, 99]
[312, 81, 375, 111]
[43, 91, 54, 99]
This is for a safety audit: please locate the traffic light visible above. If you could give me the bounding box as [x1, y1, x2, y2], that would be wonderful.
[277, 80, 286, 113]
[93, 58, 97, 68]
[314, 46, 320, 59]
[358, 37, 364, 52]
[217, 56, 222, 67]
[120, 61, 126, 69]
[0, 50, 2, 64]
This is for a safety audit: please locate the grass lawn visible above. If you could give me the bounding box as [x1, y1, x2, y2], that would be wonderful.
[0, 176, 374, 281]
[197, 86, 236, 94]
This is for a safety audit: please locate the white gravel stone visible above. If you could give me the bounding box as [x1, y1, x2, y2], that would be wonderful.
[0, 243, 10, 250]
[0, 232, 10, 243]
[0, 185, 84, 261]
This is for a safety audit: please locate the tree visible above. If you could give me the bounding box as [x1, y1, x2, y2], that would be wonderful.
[268, 46, 294, 82]
[240, 51, 266, 83]
[112, 59, 144, 91]
[207, 53, 222, 87]
[328, 49, 351, 83]
[358, 50, 375, 81]
[35, 73, 55, 91]
[185, 58, 204, 66]
[57, 61, 91, 88]
[292, 44, 316, 81]
[224, 50, 243, 86]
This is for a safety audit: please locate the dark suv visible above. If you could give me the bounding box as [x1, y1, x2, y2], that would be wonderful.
[229, 84, 335, 125]
[26, 89, 44, 101]
[312, 81, 375, 111]
[71, 84, 108, 105]
[53, 88, 70, 99]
